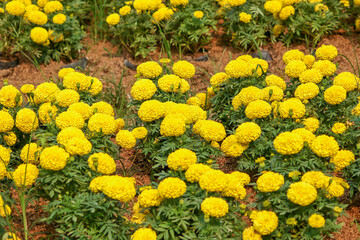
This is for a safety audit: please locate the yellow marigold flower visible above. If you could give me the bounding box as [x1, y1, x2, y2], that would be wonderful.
[312, 60, 336, 76]
[185, 163, 211, 183]
[273, 24, 285, 37]
[253, 211, 278, 235]
[28, 10, 47, 25]
[295, 82, 319, 100]
[20, 84, 35, 94]
[48, 30, 63, 43]
[196, 120, 226, 142]
[239, 12, 251, 23]
[199, 169, 227, 192]
[264, 1, 282, 13]
[308, 214, 325, 228]
[193, 10, 203, 18]
[64, 136, 92, 156]
[37, 0, 48, 8]
[332, 122, 346, 135]
[299, 69, 323, 84]
[106, 13, 120, 25]
[0, 205, 11, 218]
[158, 74, 188, 93]
[225, 60, 252, 78]
[91, 101, 114, 116]
[279, 5, 295, 20]
[283, 49, 305, 64]
[302, 117, 319, 133]
[33, 82, 60, 104]
[88, 152, 116, 175]
[274, 131, 303, 155]
[58, 68, 75, 79]
[138, 189, 162, 207]
[88, 113, 116, 135]
[226, 0, 246, 7]
[201, 197, 229, 218]
[158, 177, 186, 199]
[310, 135, 339, 158]
[57, 127, 85, 146]
[3, 132, 16, 146]
[292, 128, 315, 143]
[131, 79, 157, 101]
[116, 130, 136, 149]
[55, 111, 84, 130]
[333, 72, 359, 92]
[245, 100, 272, 119]
[285, 60, 307, 78]
[102, 175, 136, 202]
[0, 111, 14, 133]
[222, 174, 247, 199]
[352, 102, 360, 116]
[0, 8, 4, 14]
[316, 45, 337, 61]
[15, 108, 39, 134]
[210, 72, 230, 86]
[221, 135, 248, 157]
[186, 96, 201, 106]
[40, 146, 70, 171]
[63, 72, 91, 92]
[167, 148, 197, 171]
[131, 127, 147, 139]
[56, 89, 80, 107]
[67, 102, 92, 120]
[160, 114, 186, 137]
[89, 176, 110, 193]
[242, 226, 262, 240]
[235, 122, 261, 144]
[0, 145, 11, 165]
[0, 163, 6, 180]
[52, 13, 66, 24]
[12, 163, 39, 187]
[230, 171, 250, 185]
[6, 1, 25, 16]
[287, 182, 317, 206]
[195, 92, 211, 109]
[133, 0, 161, 11]
[113, 119, 125, 133]
[324, 85, 346, 105]
[330, 150, 355, 172]
[172, 61, 195, 79]
[88, 76, 103, 96]
[233, 86, 263, 108]
[315, 3, 328, 12]
[119, 5, 131, 16]
[257, 172, 284, 192]
[137, 61, 163, 79]
[265, 74, 286, 90]
[301, 171, 329, 188]
[303, 54, 316, 68]
[0, 85, 22, 108]
[326, 179, 345, 197]
[262, 86, 283, 102]
[138, 100, 165, 122]
[38, 102, 58, 124]
[131, 228, 157, 240]
[279, 98, 305, 119]
[20, 143, 41, 164]
[170, 0, 188, 6]
[44, 0, 63, 14]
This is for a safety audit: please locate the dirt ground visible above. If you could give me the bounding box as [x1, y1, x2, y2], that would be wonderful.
[2, 30, 360, 239]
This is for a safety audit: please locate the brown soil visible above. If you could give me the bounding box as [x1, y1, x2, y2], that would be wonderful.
[2, 29, 360, 239]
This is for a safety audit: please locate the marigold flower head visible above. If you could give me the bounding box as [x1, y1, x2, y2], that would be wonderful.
[245, 100, 272, 119]
[232, 86, 263, 109]
[221, 135, 248, 157]
[88, 113, 116, 135]
[12, 163, 39, 187]
[274, 131, 303, 155]
[44, 0, 63, 14]
[158, 177, 186, 199]
[158, 74, 188, 93]
[257, 172, 284, 192]
[88, 152, 116, 175]
[0, 111, 14, 133]
[131, 228, 157, 240]
[138, 189, 163, 207]
[235, 122, 261, 144]
[299, 69, 323, 84]
[225, 60, 252, 78]
[0, 85, 22, 108]
[55, 111, 84, 130]
[264, 1, 282, 13]
[20, 84, 35, 94]
[330, 150, 355, 172]
[333, 72, 359, 92]
[40, 146, 70, 171]
[53, 13, 66, 24]
[63, 72, 91, 92]
[32, 82, 60, 104]
[20, 143, 41, 164]
[226, 0, 246, 7]
[6, 1, 25, 16]
[170, 0, 189, 6]
[137, 61, 163, 79]
[210, 72, 230, 86]
[312, 60, 336, 76]
[262, 86, 283, 102]
[295, 82, 319, 100]
[222, 174, 247, 199]
[199, 169, 227, 192]
[265, 75, 286, 90]
[201, 197, 229, 218]
[316, 45, 337, 61]
[283, 50, 305, 64]
[301, 171, 328, 189]
[172, 61, 195, 79]
[56, 89, 80, 107]
[252, 211, 279, 235]
[16, 108, 39, 134]
[310, 135, 339, 158]
[167, 148, 197, 171]
[88, 77, 103, 96]
[279, 98, 305, 119]
[185, 163, 211, 183]
[287, 182, 317, 206]
[285, 60, 307, 78]
[308, 214, 325, 228]
[239, 12, 251, 23]
[3, 132, 16, 146]
[279, 5, 295, 20]
[64, 137, 92, 156]
[138, 100, 165, 122]
[291, 128, 315, 143]
[131, 79, 157, 101]
[242, 226, 262, 240]
[324, 85, 346, 105]
[102, 175, 136, 202]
